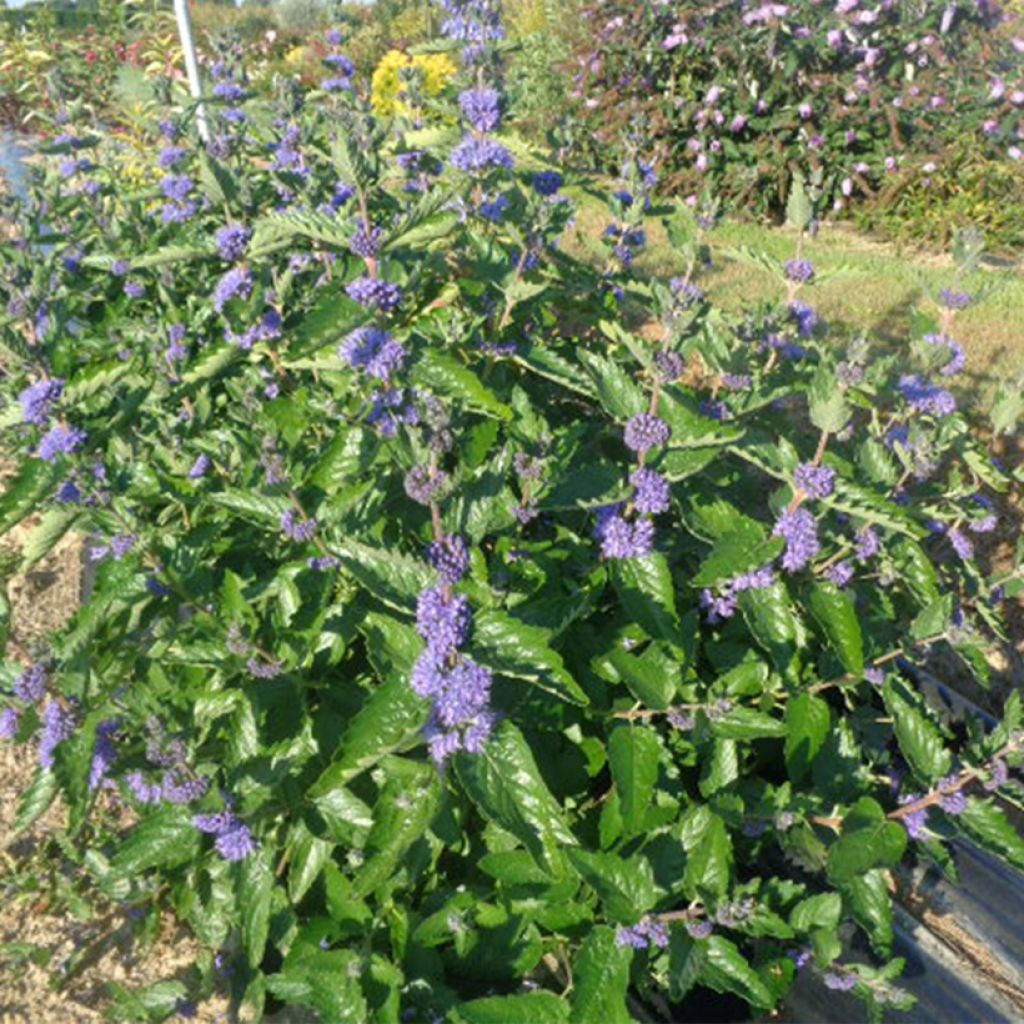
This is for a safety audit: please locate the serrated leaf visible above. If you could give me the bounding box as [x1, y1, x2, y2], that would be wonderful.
[683, 813, 732, 900]
[411, 348, 512, 420]
[608, 725, 661, 835]
[472, 609, 588, 705]
[0, 459, 60, 534]
[457, 721, 577, 876]
[456, 992, 570, 1024]
[570, 925, 632, 1024]
[785, 692, 831, 782]
[841, 868, 893, 956]
[14, 766, 58, 833]
[612, 553, 679, 644]
[700, 935, 775, 1010]
[17, 506, 79, 573]
[807, 582, 863, 676]
[808, 367, 850, 434]
[692, 532, 783, 588]
[910, 594, 952, 642]
[711, 707, 787, 741]
[111, 806, 200, 875]
[309, 674, 429, 794]
[567, 848, 656, 922]
[956, 798, 1024, 870]
[884, 681, 951, 783]
[240, 847, 274, 969]
[207, 490, 290, 527]
[286, 821, 334, 904]
[789, 892, 841, 932]
[826, 798, 907, 884]
[331, 538, 434, 613]
[577, 350, 646, 420]
[352, 759, 440, 897]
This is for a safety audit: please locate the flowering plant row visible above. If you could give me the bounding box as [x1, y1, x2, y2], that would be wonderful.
[567, 0, 1023, 228]
[1, 2, 1022, 1020]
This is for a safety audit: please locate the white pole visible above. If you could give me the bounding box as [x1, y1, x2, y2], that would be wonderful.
[173, 0, 210, 143]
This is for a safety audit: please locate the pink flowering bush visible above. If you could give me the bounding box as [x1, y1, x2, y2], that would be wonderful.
[567, 0, 1024, 232]
[0, 2, 1022, 1020]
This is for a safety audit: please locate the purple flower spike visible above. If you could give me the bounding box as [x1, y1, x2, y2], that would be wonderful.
[773, 507, 820, 571]
[794, 462, 835, 499]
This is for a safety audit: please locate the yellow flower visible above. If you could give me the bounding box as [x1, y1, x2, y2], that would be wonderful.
[284, 45, 307, 66]
[370, 50, 457, 119]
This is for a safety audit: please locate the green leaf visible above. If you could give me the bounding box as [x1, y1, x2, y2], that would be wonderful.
[884, 681, 951, 784]
[841, 869, 893, 956]
[807, 582, 863, 676]
[570, 925, 632, 1024]
[826, 798, 907, 884]
[808, 367, 850, 434]
[683, 813, 732, 901]
[910, 594, 952, 642]
[352, 759, 440, 897]
[612, 554, 679, 643]
[309, 675, 429, 794]
[286, 821, 334, 904]
[710, 707, 787, 741]
[457, 721, 577, 876]
[207, 490, 290, 527]
[332, 539, 434, 613]
[956, 798, 1024, 870]
[740, 583, 800, 675]
[700, 935, 775, 1010]
[240, 847, 274, 969]
[692, 533, 783, 588]
[14, 766, 58, 833]
[608, 725, 661, 835]
[411, 349, 512, 420]
[577, 350, 646, 420]
[455, 992, 570, 1024]
[784, 692, 831, 782]
[472, 609, 588, 705]
[789, 893, 841, 932]
[566, 848, 656, 923]
[786, 175, 813, 231]
[197, 150, 238, 206]
[111, 806, 200, 876]
[0, 459, 60, 534]
[604, 641, 679, 710]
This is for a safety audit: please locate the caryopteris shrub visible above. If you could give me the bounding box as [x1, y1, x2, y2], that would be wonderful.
[1, 1, 1022, 1020]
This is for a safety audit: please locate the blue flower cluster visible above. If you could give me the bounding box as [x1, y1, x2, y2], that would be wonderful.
[410, 534, 495, 764]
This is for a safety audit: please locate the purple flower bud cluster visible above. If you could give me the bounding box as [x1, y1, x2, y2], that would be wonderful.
[346, 276, 403, 312]
[923, 333, 966, 377]
[39, 700, 76, 769]
[597, 512, 655, 560]
[19, 378, 64, 425]
[13, 663, 47, 703]
[938, 288, 971, 310]
[615, 915, 670, 950]
[339, 327, 407, 380]
[948, 527, 974, 560]
[823, 971, 857, 992]
[88, 719, 119, 790]
[898, 374, 956, 417]
[159, 174, 197, 224]
[898, 793, 929, 838]
[630, 467, 670, 515]
[438, 0, 506, 62]
[794, 462, 835, 499]
[449, 135, 515, 176]
[349, 221, 383, 260]
[700, 565, 776, 622]
[773, 507, 821, 572]
[38, 424, 86, 462]
[213, 267, 253, 313]
[533, 170, 563, 196]
[281, 509, 317, 542]
[624, 413, 671, 454]
[405, 465, 449, 506]
[410, 533, 494, 764]
[215, 224, 250, 263]
[789, 301, 819, 337]
[967, 495, 998, 534]
[784, 259, 815, 283]
[459, 88, 502, 132]
[855, 525, 880, 561]
[937, 774, 967, 815]
[368, 388, 419, 437]
[193, 809, 257, 861]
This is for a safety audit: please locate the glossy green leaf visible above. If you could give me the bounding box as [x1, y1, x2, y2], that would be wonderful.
[570, 926, 632, 1024]
[567, 848, 656, 923]
[807, 582, 863, 676]
[784, 692, 831, 782]
[608, 725, 661, 835]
